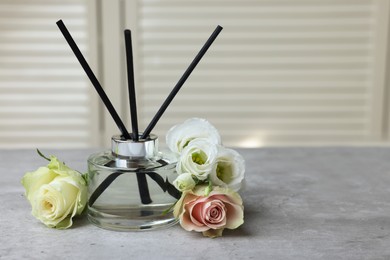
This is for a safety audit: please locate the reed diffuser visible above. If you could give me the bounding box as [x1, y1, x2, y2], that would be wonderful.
[57, 20, 222, 231]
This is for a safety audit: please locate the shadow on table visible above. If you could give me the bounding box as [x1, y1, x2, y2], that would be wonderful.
[69, 205, 266, 235]
[222, 205, 265, 238]
[70, 213, 90, 228]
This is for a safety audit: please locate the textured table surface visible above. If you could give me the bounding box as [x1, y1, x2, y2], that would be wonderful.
[1, 147, 390, 260]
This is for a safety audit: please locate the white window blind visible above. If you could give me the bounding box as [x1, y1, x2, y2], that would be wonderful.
[116, 0, 389, 147]
[11, 0, 385, 148]
[0, 0, 98, 148]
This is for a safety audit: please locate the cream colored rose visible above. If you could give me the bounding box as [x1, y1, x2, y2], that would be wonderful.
[173, 185, 244, 238]
[21, 156, 87, 229]
[210, 146, 245, 191]
[166, 118, 221, 154]
[176, 139, 218, 181]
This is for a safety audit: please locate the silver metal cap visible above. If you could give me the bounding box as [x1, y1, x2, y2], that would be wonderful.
[111, 134, 158, 158]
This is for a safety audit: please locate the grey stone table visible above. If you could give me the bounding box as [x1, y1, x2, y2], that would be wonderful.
[1, 148, 390, 260]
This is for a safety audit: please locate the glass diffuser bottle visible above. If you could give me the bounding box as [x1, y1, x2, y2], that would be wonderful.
[57, 19, 222, 232]
[87, 134, 180, 231]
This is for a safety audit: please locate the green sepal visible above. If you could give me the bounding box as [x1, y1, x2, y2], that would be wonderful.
[36, 149, 50, 161]
[204, 176, 213, 196]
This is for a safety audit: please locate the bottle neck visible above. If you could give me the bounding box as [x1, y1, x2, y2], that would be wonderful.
[111, 134, 158, 159]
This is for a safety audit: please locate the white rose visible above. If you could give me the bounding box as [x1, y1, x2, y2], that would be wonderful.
[21, 156, 87, 229]
[173, 172, 196, 192]
[166, 118, 221, 154]
[210, 146, 245, 191]
[176, 139, 218, 181]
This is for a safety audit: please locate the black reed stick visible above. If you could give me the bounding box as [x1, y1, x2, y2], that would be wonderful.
[88, 170, 181, 207]
[136, 173, 152, 204]
[124, 30, 139, 141]
[56, 19, 131, 139]
[124, 29, 152, 205]
[141, 25, 223, 139]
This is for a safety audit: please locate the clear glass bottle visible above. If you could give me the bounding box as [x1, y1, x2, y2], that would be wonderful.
[87, 134, 180, 231]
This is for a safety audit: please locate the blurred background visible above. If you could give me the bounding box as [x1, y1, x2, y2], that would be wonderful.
[1, 0, 390, 149]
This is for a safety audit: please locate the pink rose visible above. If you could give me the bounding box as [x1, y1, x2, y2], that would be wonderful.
[173, 185, 244, 238]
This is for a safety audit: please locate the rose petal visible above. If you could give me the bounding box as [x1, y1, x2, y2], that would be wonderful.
[207, 192, 244, 229]
[182, 202, 209, 232]
[21, 167, 58, 201]
[224, 203, 244, 229]
[203, 200, 226, 229]
[175, 185, 244, 235]
[189, 201, 205, 226]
